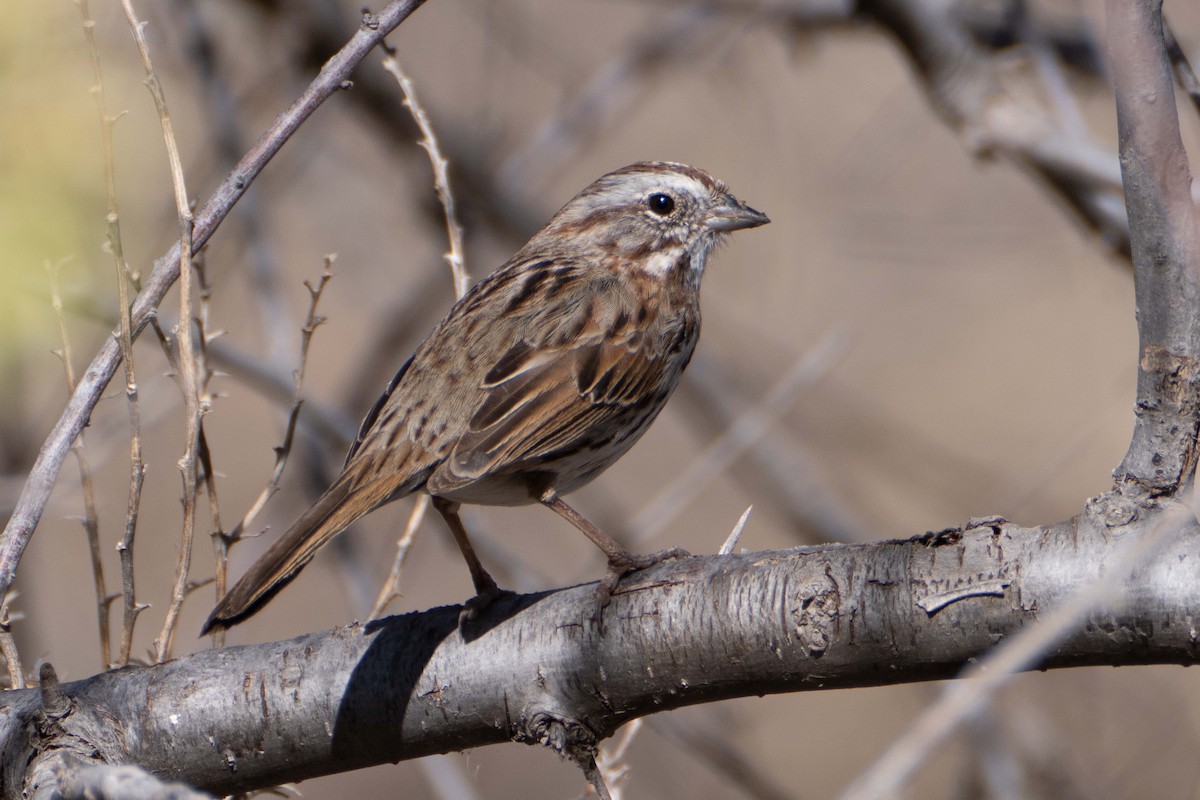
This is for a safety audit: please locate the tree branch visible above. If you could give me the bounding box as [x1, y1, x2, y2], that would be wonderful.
[1108, 0, 1200, 493]
[11, 512, 1200, 797]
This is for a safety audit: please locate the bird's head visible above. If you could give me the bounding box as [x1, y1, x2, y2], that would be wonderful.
[536, 161, 769, 284]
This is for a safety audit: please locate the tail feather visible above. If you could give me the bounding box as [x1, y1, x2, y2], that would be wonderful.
[201, 475, 400, 634]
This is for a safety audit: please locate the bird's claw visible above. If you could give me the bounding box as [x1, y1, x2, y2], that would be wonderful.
[458, 582, 513, 626]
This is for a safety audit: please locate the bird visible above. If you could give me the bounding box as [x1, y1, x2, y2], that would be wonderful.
[202, 161, 768, 634]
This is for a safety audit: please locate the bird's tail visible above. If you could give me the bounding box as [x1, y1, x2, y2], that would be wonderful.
[201, 474, 399, 634]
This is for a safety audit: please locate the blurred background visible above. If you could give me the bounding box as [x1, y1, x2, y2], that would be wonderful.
[3, 0, 1199, 797]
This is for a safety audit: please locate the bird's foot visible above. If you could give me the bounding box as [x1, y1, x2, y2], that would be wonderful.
[458, 577, 514, 626]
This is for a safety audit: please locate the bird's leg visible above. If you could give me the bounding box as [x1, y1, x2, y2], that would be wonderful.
[432, 496, 505, 620]
[538, 489, 689, 606]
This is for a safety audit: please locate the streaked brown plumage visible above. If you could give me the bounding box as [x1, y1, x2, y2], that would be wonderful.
[202, 161, 768, 633]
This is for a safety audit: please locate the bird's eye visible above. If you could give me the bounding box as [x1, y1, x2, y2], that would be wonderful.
[646, 193, 675, 216]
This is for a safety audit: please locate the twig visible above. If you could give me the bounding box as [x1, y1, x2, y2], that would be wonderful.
[368, 495, 428, 620]
[211, 258, 336, 644]
[188, 261, 228, 648]
[117, 0, 199, 665]
[580, 755, 615, 800]
[590, 720, 642, 799]
[0, 0, 429, 612]
[380, 49, 469, 297]
[224, 260, 334, 537]
[1164, 21, 1200, 118]
[75, 0, 146, 668]
[46, 261, 112, 669]
[367, 52, 469, 617]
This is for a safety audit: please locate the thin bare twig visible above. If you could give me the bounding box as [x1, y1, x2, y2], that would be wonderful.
[0, 0, 429, 611]
[228, 259, 334, 536]
[47, 261, 112, 669]
[368, 494, 427, 620]
[188, 260, 228, 649]
[210, 258, 336, 644]
[117, 0, 200, 664]
[367, 54, 470, 618]
[591, 719, 642, 799]
[75, 0, 147, 668]
[380, 49, 469, 297]
[1164, 21, 1200, 117]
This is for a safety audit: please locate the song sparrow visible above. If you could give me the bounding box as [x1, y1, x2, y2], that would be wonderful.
[202, 161, 768, 633]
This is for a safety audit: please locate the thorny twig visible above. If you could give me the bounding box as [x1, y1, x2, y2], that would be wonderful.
[47, 261, 112, 669]
[117, 0, 201, 664]
[367, 52, 470, 620]
[76, 0, 145, 668]
[380, 48, 470, 297]
[210, 258, 336, 644]
[192, 261, 228, 646]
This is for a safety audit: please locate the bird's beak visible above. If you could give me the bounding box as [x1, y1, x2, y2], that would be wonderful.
[707, 193, 770, 232]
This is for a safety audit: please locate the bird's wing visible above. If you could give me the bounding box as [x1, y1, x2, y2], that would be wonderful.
[427, 297, 693, 493]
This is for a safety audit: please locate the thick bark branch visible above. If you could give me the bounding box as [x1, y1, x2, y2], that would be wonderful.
[9, 502, 1199, 797]
[1108, 0, 1200, 492]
